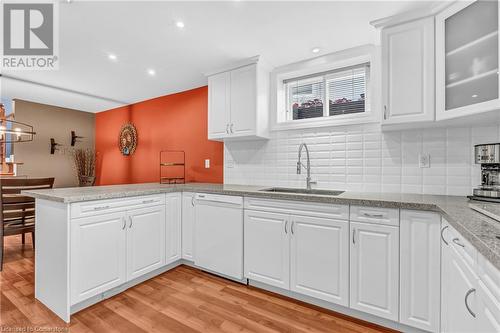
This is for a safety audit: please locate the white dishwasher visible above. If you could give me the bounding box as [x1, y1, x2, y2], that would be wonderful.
[194, 193, 244, 280]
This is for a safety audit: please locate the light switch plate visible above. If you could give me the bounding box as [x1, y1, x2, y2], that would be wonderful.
[204, 159, 210, 169]
[418, 153, 430, 168]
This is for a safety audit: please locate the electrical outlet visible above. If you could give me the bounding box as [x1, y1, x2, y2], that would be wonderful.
[226, 158, 235, 168]
[418, 153, 430, 168]
[204, 159, 210, 169]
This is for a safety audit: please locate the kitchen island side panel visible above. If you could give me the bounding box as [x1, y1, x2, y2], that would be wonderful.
[35, 199, 71, 323]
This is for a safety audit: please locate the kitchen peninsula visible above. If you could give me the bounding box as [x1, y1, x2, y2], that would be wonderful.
[25, 183, 500, 332]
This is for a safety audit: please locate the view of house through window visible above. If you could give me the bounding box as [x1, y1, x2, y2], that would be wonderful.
[285, 63, 369, 121]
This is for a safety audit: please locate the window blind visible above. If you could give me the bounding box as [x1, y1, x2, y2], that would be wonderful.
[327, 66, 366, 116]
[284, 63, 368, 121]
[287, 78, 325, 120]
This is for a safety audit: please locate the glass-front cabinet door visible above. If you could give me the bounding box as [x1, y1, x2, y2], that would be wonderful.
[436, 0, 500, 120]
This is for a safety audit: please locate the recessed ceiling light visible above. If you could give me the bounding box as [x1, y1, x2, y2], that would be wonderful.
[311, 47, 320, 54]
[147, 69, 156, 76]
[108, 54, 117, 61]
[176, 21, 185, 29]
[472, 94, 478, 98]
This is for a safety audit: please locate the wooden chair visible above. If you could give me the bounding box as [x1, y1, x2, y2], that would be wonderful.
[0, 177, 54, 271]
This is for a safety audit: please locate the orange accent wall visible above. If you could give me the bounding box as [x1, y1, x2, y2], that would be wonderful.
[95, 86, 223, 185]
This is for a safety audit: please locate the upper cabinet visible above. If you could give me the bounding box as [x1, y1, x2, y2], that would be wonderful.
[375, 1, 500, 127]
[436, 0, 500, 120]
[207, 57, 270, 141]
[381, 17, 435, 125]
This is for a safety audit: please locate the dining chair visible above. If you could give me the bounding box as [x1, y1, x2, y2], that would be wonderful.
[0, 177, 54, 271]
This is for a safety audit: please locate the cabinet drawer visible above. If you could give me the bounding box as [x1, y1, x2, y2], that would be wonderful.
[71, 194, 166, 219]
[350, 206, 399, 226]
[244, 197, 348, 220]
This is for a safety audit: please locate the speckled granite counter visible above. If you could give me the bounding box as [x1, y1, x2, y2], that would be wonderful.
[24, 182, 500, 271]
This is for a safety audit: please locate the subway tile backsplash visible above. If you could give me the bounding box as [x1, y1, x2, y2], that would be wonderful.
[223, 123, 500, 196]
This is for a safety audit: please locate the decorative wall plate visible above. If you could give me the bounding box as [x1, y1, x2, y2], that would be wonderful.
[118, 123, 137, 156]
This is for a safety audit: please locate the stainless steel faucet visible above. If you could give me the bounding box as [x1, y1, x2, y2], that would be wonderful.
[297, 143, 316, 190]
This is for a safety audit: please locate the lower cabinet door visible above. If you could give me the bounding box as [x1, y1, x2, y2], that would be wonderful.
[477, 280, 500, 332]
[166, 193, 182, 264]
[181, 193, 195, 261]
[350, 222, 399, 321]
[71, 212, 127, 304]
[399, 210, 441, 332]
[440, 224, 452, 333]
[244, 210, 290, 289]
[126, 205, 166, 281]
[442, 245, 479, 333]
[290, 215, 348, 306]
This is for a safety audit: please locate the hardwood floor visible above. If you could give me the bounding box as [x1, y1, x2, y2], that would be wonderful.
[1, 234, 398, 333]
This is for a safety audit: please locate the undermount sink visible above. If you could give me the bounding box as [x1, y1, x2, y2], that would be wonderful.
[259, 187, 344, 196]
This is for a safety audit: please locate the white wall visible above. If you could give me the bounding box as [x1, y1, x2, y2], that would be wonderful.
[224, 123, 500, 196]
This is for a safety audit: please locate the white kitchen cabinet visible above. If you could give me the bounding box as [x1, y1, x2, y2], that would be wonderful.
[478, 280, 500, 332]
[381, 16, 435, 124]
[208, 72, 230, 139]
[126, 205, 166, 281]
[399, 210, 441, 332]
[442, 244, 479, 332]
[229, 64, 257, 137]
[440, 222, 452, 333]
[165, 193, 182, 264]
[441, 222, 500, 333]
[436, 0, 500, 120]
[207, 57, 269, 141]
[244, 210, 290, 289]
[350, 221, 399, 321]
[290, 215, 349, 306]
[181, 192, 195, 261]
[70, 212, 127, 304]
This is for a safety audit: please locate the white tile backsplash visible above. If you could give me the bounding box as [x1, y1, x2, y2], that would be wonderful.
[224, 123, 500, 196]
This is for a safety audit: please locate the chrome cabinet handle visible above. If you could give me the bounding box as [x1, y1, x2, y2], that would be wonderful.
[142, 199, 155, 204]
[384, 105, 387, 120]
[93, 205, 110, 210]
[128, 216, 133, 228]
[230, 123, 234, 134]
[465, 288, 476, 318]
[453, 238, 465, 248]
[291, 221, 295, 235]
[226, 124, 229, 134]
[191, 196, 195, 207]
[363, 212, 384, 218]
[441, 226, 449, 245]
[122, 217, 126, 230]
[284, 221, 288, 234]
[353, 229, 356, 244]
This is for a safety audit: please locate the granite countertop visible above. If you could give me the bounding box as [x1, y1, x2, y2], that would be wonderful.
[24, 182, 500, 271]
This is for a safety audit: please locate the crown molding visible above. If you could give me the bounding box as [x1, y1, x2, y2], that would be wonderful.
[370, 1, 454, 29]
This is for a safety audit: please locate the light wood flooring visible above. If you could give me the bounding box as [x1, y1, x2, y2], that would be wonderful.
[0, 234, 398, 333]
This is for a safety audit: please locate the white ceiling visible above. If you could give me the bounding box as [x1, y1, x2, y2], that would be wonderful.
[1, 1, 435, 113]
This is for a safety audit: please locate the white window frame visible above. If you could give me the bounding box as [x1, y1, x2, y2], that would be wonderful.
[271, 44, 380, 131]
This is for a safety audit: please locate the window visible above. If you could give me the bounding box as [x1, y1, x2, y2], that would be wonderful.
[284, 63, 369, 122]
